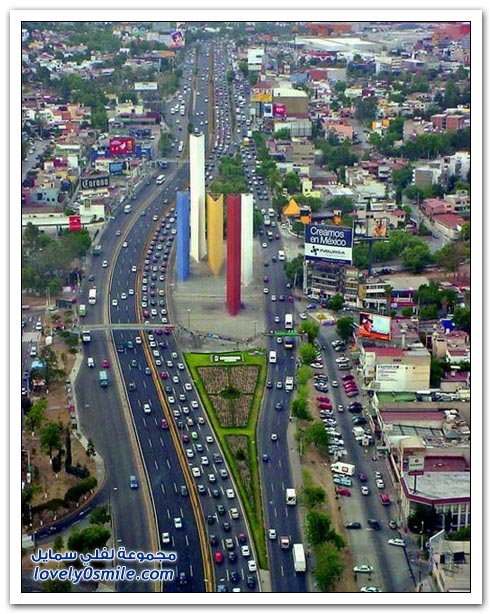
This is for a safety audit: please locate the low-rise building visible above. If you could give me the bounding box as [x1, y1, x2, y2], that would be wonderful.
[360, 346, 431, 392]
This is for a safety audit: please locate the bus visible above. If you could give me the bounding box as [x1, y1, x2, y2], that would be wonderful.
[284, 313, 293, 330]
[156, 175, 165, 185]
[79, 304, 87, 317]
[88, 288, 97, 305]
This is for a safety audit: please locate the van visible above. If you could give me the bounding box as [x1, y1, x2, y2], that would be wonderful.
[278, 250, 285, 261]
[30, 346, 37, 357]
[156, 175, 165, 185]
[123, 204, 132, 214]
[269, 351, 277, 364]
[87, 357, 95, 368]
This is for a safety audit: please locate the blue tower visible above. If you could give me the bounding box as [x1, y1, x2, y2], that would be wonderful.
[176, 190, 190, 282]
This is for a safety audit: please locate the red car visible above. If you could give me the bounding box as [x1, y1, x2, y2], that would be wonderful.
[214, 551, 224, 564]
[155, 328, 163, 335]
[318, 403, 332, 410]
[341, 374, 355, 382]
[238, 533, 246, 544]
[316, 396, 330, 403]
[336, 487, 351, 497]
[182, 434, 190, 443]
[161, 419, 169, 430]
[102, 359, 110, 369]
[159, 371, 169, 379]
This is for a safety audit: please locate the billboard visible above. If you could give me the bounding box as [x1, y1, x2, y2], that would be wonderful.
[304, 224, 353, 264]
[109, 137, 135, 156]
[80, 174, 110, 191]
[251, 91, 272, 103]
[263, 103, 273, 118]
[354, 216, 389, 238]
[170, 29, 185, 48]
[358, 312, 392, 341]
[134, 81, 158, 91]
[273, 103, 286, 118]
[69, 215, 82, 232]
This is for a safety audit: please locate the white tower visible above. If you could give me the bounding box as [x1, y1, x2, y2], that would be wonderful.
[189, 133, 206, 262]
[241, 193, 254, 286]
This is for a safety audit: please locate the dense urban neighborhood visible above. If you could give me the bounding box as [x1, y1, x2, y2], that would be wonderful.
[18, 17, 477, 603]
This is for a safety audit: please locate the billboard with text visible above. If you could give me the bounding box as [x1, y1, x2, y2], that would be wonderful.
[109, 137, 135, 156]
[304, 224, 353, 264]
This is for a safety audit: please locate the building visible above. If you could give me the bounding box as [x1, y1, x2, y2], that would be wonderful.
[176, 191, 191, 282]
[432, 213, 465, 241]
[226, 194, 241, 316]
[360, 346, 431, 392]
[189, 133, 206, 262]
[357, 276, 391, 313]
[428, 533, 471, 593]
[206, 194, 224, 276]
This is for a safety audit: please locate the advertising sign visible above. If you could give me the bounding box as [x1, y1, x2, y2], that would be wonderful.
[134, 81, 158, 91]
[68, 215, 82, 232]
[263, 103, 273, 118]
[170, 29, 185, 48]
[273, 103, 286, 118]
[407, 453, 425, 476]
[304, 224, 353, 264]
[251, 91, 273, 103]
[109, 137, 135, 156]
[375, 364, 400, 382]
[354, 216, 389, 238]
[358, 312, 392, 341]
[80, 174, 110, 191]
[109, 161, 126, 175]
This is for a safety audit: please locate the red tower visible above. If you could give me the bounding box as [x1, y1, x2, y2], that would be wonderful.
[226, 194, 241, 316]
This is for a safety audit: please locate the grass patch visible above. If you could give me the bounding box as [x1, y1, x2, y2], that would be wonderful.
[185, 350, 268, 569]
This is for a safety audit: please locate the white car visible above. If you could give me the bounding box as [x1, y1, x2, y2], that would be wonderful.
[112, 299, 118, 307]
[174, 517, 183, 529]
[184, 383, 193, 391]
[241, 545, 250, 557]
[247, 560, 257, 572]
[268, 529, 277, 540]
[168, 396, 175, 404]
[191, 400, 199, 409]
[186, 449, 194, 458]
[135, 336, 142, 344]
[143, 403, 151, 414]
[122, 242, 128, 248]
[201, 456, 209, 466]
[191, 467, 201, 478]
[131, 265, 137, 272]
[230, 508, 240, 519]
[161, 532, 171, 544]
[197, 416, 205, 424]
[376, 479, 385, 489]
[271, 433, 278, 441]
[361, 486, 370, 496]
[299, 313, 307, 320]
[206, 436, 214, 444]
[225, 489, 235, 499]
[388, 538, 406, 548]
[208, 473, 216, 483]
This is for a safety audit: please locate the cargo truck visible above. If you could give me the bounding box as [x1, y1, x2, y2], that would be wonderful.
[285, 488, 297, 505]
[330, 462, 355, 476]
[292, 543, 306, 573]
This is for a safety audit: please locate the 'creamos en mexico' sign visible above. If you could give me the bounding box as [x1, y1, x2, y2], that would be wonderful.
[304, 224, 353, 264]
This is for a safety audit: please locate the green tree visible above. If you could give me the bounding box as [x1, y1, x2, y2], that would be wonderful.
[328, 294, 344, 312]
[26, 398, 47, 433]
[296, 365, 313, 386]
[67, 526, 111, 555]
[305, 510, 336, 546]
[42, 579, 72, 593]
[301, 485, 326, 508]
[273, 128, 291, 140]
[298, 321, 320, 344]
[402, 243, 433, 273]
[291, 397, 312, 421]
[53, 535, 64, 553]
[452, 307, 471, 334]
[283, 172, 301, 195]
[430, 357, 446, 388]
[304, 422, 329, 448]
[336, 316, 355, 341]
[299, 343, 318, 365]
[313, 543, 345, 591]
[40, 421, 63, 460]
[434, 243, 466, 274]
[354, 96, 378, 122]
[90, 506, 111, 526]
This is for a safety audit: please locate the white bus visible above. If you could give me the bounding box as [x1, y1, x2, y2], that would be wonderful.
[269, 350, 277, 364]
[156, 175, 165, 185]
[88, 288, 97, 305]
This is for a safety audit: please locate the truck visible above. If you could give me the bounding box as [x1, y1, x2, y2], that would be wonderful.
[88, 288, 97, 305]
[330, 462, 355, 477]
[269, 350, 277, 364]
[284, 313, 293, 330]
[285, 376, 294, 392]
[285, 488, 297, 505]
[292, 543, 306, 573]
[78, 304, 87, 317]
[98, 370, 108, 388]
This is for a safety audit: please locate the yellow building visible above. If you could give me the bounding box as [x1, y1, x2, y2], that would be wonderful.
[206, 194, 224, 275]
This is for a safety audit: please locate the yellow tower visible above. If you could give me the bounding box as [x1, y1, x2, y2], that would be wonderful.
[206, 193, 224, 276]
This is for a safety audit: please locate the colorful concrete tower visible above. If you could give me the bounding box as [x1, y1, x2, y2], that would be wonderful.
[206, 193, 224, 276]
[240, 193, 254, 286]
[189, 133, 206, 262]
[226, 194, 241, 316]
[176, 190, 190, 282]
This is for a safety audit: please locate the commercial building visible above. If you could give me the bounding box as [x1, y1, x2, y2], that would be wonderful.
[360, 345, 431, 392]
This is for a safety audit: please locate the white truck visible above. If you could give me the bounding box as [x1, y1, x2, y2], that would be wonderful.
[88, 288, 97, 305]
[292, 543, 306, 573]
[285, 488, 297, 505]
[330, 462, 356, 476]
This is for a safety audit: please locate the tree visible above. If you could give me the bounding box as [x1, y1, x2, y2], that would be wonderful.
[291, 397, 312, 421]
[298, 321, 320, 344]
[304, 422, 329, 448]
[336, 316, 355, 341]
[313, 543, 345, 591]
[42, 579, 72, 593]
[40, 421, 63, 460]
[301, 485, 326, 508]
[435, 243, 466, 274]
[452, 307, 471, 334]
[282, 172, 301, 195]
[67, 526, 111, 555]
[273, 128, 291, 140]
[53, 535, 64, 553]
[402, 243, 433, 273]
[328, 294, 344, 312]
[26, 398, 47, 433]
[299, 343, 318, 365]
[90, 506, 111, 526]
[305, 510, 339, 546]
[354, 96, 378, 122]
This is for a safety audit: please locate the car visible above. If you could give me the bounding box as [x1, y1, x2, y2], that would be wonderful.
[389, 520, 398, 530]
[388, 538, 406, 548]
[102, 260, 108, 268]
[191, 467, 201, 478]
[112, 299, 118, 307]
[131, 359, 138, 368]
[225, 488, 235, 499]
[102, 359, 110, 369]
[144, 366, 151, 375]
[223, 521, 231, 532]
[161, 532, 171, 545]
[353, 565, 374, 574]
[275, 402, 283, 411]
[332, 380, 339, 387]
[180, 485, 189, 497]
[380, 493, 391, 505]
[219, 469, 228, 479]
[135, 336, 142, 345]
[270, 433, 278, 441]
[266, 381, 272, 389]
[241, 545, 250, 557]
[262, 453, 269, 462]
[361, 486, 370, 496]
[230, 508, 240, 519]
[374, 471, 382, 479]
[206, 436, 214, 444]
[263, 287, 269, 294]
[345, 522, 362, 529]
[246, 575, 256, 588]
[276, 381, 283, 389]
[128, 382, 137, 392]
[208, 473, 216, 483]
[122, 242, 128, 248]
[214, 551, 224, 564]
[201, 456, 209, 466]
[161, 418, 169, 429]
[299, 312, 307, 320]
[268, 529, 277, 540]
[359, 473, 367, 482]
[129, 475, 138, 489]
[230, 570, 240, 584]
[248, 560, 257, 572]
[336, 487, 351, 497]
[376, 479, 385, 489]
[360, 586, 382, 593]
[337, 404, 345, 412]
[368, 519, 381, 530]
[174, 517, 183, 529]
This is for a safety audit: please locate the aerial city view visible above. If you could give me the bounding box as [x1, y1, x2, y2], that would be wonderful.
[17, 16, 478, 603]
